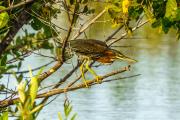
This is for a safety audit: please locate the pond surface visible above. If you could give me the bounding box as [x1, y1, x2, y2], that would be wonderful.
[34, 24, 180, 120]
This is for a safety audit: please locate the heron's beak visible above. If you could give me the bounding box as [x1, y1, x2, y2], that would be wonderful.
[116, 55, 138, 63]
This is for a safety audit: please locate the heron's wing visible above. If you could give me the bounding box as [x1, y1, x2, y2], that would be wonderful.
[70, 39, 108, 55]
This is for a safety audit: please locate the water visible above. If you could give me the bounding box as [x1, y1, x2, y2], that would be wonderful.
[35, 24, 180, 120]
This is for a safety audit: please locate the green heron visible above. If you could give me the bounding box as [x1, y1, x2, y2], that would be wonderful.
[69, 39, 137, 87]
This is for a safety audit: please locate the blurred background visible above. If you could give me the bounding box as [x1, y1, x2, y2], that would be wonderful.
[34, 21, 180, 120]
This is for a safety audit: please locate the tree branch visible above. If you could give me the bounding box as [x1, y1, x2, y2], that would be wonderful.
[0, 65, 133, 108]
[0, 0, 34, 13]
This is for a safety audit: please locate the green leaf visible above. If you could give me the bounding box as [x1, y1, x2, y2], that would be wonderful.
[129, 6, 143, 20]
[152, 1, 166, 18]
[31, 2, 42, 14]
[65, 105, 72, 117]
[81, 0, 88, 4]
[165, 0, 177, 18]
[36, 67, 44, 77]
[1, 112, 8, 120]
[162, 17, 172, 33]
[0, 26, 8, 35]
[70, 0, 75, 5]
[31, 17, 43, 31]
[71, 113, 77, 120]
[17, 74, 23, 83]
[151, 19, 162, 28]
[17, 103, 24, 114]
[83, 5, 88, 13]
[175, 8, 180, 21]
[0, 54, 7, 66]
[108, 6, 121, 19]
[24, 97, 31, 109]
[0, 6, 9, 29]
[17, 62, 22, 70]
[0, 84, 5, 91]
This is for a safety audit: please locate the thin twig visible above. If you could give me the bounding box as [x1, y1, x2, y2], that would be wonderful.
[108, 20, 149, 46]
[0, 0, 34, 13]
[32, 52, 57, 60]
[61, 3, 79, 62]
[72, 9, 106, 39]
[62, 0, 71, 23]
[105, 25, 124, 43]
[5, 61, 55, 74]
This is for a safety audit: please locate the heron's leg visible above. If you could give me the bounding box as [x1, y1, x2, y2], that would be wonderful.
[85, 59, 102, 83]
[80, 59, 88, 87]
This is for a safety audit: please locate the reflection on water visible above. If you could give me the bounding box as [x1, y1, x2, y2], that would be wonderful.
[36, 24, 180, 120]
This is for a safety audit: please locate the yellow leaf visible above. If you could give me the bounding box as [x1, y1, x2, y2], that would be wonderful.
[30, 104, 44, 114]
[28, 65, 39, 105]
[17, 81, 27, 103]
[58, 112, 63, 120]
[122, 0, 130, 14]
[30, 77, 38, 105]
[165, 0, 177, 18]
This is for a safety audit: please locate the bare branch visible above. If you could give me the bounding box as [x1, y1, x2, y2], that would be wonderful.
[5, 61, 55, 74]
[38, 61, 63, 82]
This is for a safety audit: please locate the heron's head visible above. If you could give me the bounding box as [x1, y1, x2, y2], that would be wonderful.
[107, 49, 138, 63]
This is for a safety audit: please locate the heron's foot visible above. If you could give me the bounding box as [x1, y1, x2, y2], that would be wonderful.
[82, 79, 90, 88]
[95, 75, 103, 84]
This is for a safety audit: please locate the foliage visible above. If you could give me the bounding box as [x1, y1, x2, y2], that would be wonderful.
[58, 100, 77, 120]
[107, 0, 180, 36]
[0, 112, 8, 120]
[16, 67, 44, 120]
[0, 6, 9, 29]
[16, 68, 44, 120]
